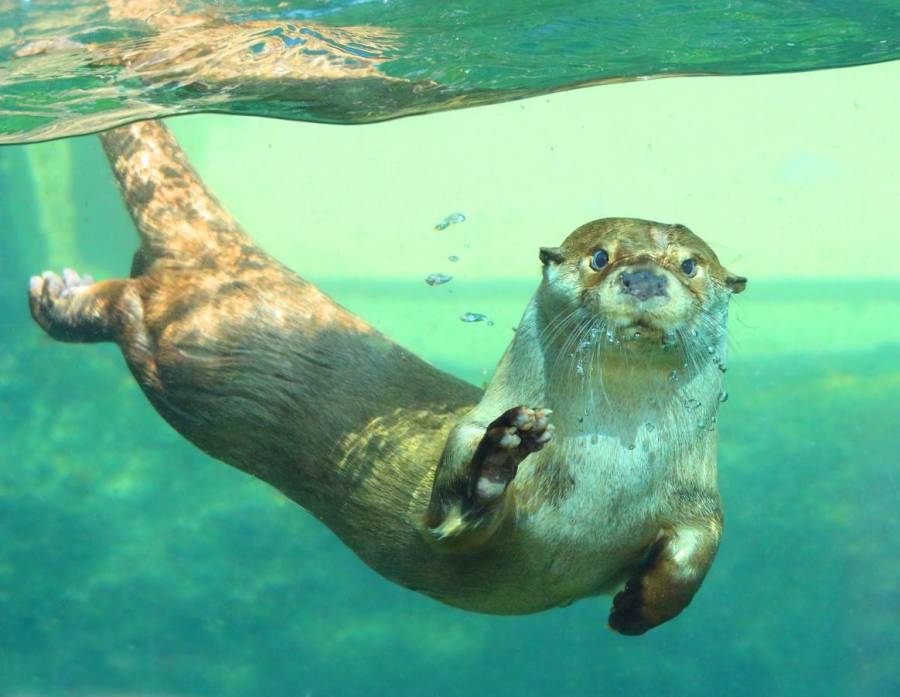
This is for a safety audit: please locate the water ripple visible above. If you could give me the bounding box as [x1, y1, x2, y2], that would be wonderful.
[0, 0, 897, 143]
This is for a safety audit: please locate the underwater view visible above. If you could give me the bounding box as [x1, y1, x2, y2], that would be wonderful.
[1, 2, 899, 697]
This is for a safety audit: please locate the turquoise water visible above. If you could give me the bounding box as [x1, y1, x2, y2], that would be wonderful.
[2, 3, 900, 697]
[2, 125, 899, 697]
[1, 0, 899, 142]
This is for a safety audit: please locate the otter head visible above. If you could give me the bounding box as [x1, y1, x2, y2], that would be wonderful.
[537, 218, 746, 364]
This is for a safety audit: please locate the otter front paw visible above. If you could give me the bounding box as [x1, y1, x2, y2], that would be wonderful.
[469, 406, 554, 504]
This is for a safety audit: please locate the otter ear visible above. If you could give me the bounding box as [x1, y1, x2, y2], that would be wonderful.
[539, 247, 565, 266]
[725, 274, 747, 294]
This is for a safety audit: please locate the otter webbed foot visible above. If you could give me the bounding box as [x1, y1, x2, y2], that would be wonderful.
[608, 520, 721, 635]
[29, 269, 124, 343]
[468, 406, 554, 504]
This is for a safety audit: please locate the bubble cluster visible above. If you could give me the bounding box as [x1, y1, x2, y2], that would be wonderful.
[434, 212, 466, 231]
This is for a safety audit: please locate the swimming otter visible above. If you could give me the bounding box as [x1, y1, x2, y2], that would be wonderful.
[28, 120, 746, 634]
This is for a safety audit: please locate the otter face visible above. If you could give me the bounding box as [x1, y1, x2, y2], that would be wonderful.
[538, 218, 746, 351]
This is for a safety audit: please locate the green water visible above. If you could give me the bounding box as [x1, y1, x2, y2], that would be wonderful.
[2, 10, 900, 697]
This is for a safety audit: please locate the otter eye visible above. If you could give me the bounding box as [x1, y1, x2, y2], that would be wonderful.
[681, 258, 697, 277]
[590, 249, 609, 270]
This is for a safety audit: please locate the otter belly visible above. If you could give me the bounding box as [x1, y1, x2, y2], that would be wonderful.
[512, 435, 669, 604]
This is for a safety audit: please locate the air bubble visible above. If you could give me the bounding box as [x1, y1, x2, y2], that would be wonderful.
[697, 416, 717, 433]
[425, 273, 453, 286]
[461, 312, 491, 324]
[685, 398, 702, 409]
[434, 212, 466, 231]
[718, 391, 729, 403]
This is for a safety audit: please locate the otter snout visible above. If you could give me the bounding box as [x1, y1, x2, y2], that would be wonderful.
[619, 269, 668, 301]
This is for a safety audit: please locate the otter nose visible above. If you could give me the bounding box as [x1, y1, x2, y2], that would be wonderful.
[619, 269, 668, 301]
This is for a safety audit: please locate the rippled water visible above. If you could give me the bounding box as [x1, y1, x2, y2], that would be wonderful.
[1, 0, 899, 142]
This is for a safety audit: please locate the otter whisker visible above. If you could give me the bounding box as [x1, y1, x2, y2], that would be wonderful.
[538, 304, 588, 353]
[539, 306, 586, 347]
[550, 316, 593, 386]
[585, 318, 611, 415]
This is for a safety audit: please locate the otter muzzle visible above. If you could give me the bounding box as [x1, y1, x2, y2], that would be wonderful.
[619, 269, 668, 302]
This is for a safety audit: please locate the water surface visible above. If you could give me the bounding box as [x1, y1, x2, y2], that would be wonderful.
[1, 0, 898, 142]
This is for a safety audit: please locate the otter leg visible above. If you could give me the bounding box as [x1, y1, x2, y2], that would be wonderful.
[608, 515, 722, 635]
[99, 120, 251, 271]
[425, 406, 553, 547]
[29, 269, 132, 344]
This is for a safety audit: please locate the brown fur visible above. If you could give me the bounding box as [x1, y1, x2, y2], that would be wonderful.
[28, 120, 745, 633]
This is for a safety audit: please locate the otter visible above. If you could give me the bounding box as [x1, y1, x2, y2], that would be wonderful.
[28, 120, 746, 635]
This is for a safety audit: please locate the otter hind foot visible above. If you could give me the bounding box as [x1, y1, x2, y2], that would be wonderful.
[470, 406, 554, 503]
[608, 574, 656, 636]
[29, 269, 123, 344]
[608, 522, 720, 636]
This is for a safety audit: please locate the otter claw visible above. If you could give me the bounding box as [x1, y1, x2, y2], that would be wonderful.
[514, 408, 534, 429]
[497, 406, 554, 452]
[62, 268, 80, 287]
[534, 424, 555, 444]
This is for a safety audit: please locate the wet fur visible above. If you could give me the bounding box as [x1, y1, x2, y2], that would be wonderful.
[28, 121, 745, 632]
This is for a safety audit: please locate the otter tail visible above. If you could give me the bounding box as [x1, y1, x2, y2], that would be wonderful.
[99, 120, 248, 275]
